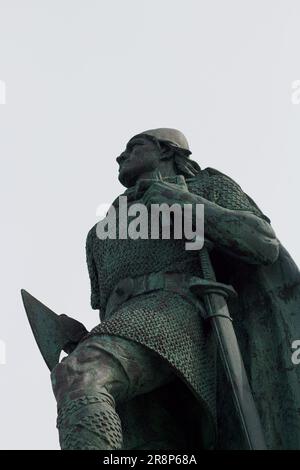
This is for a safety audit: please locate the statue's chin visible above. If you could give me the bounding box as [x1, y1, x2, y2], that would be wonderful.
[118, 171, 136, 189]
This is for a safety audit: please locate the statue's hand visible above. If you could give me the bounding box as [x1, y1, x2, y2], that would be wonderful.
[142, 181, 196, 207]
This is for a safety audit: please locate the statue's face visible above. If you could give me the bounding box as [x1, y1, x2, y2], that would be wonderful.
[117, 135, 160, 187]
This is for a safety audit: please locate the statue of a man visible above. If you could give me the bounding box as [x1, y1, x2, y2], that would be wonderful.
[24, 128, 300, 449]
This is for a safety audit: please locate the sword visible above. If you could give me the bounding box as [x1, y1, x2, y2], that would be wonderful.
[141, 174, 267, 449]
[196, 245, 267, 450]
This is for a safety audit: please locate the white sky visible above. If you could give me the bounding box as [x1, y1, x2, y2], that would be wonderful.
[1, 0, 300, 449]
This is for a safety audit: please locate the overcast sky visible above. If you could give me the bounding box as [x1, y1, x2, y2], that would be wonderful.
[1, 0, 300, 449]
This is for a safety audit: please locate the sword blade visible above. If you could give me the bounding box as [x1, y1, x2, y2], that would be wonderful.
[199, 248, 267, 450]
[209, 293, 266, 449]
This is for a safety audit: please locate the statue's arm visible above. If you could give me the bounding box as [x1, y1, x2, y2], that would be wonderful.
[192, 194, 279, 265]
[142, 171, 279, 266]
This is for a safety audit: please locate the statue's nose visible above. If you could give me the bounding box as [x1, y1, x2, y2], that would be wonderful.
[116, 152, 129, 164]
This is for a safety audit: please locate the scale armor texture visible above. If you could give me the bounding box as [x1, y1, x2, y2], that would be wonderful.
[85, 168, 268, 438]
[57, 392, 123, 450]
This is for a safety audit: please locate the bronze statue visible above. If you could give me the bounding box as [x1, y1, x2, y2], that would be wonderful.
[22, 128, 300, 449]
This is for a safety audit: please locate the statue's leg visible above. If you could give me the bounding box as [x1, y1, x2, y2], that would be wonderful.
[51, 335, 174, 450]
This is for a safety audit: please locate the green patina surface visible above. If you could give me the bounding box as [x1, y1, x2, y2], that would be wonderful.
[23, 129, 300, 449]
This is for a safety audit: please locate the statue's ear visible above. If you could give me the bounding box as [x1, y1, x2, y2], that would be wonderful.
[159, 144, 174, 161]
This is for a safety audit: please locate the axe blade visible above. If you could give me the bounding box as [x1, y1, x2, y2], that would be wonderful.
[21, 289, 88, 371]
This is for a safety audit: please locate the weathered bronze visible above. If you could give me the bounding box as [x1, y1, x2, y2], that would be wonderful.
[22, 128, 300, 449]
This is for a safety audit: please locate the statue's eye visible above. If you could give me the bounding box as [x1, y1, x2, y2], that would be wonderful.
[127, 140, 144, 152]
[135, 143, 146, 152]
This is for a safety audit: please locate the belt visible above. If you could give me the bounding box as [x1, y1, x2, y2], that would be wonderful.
[105, 272, 236, 319]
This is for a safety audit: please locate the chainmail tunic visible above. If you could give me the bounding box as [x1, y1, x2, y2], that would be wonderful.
[85, 167, 268, 444]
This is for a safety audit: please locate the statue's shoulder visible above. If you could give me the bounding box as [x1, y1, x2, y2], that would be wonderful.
[86, 223, 97, 243]
[186, 168, 270, 222]
[186, 167, 241, 197]
[204, 167, 241, 183]
[86, 224, 100, 257]
[187, 167, 241, 188]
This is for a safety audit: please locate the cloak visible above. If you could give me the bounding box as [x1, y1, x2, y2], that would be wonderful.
[86, 168, 300, 449]
[215, 243, 300, 449]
